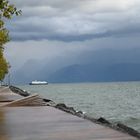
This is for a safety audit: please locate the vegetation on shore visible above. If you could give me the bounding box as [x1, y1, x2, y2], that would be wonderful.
[0, 0, 21, 81]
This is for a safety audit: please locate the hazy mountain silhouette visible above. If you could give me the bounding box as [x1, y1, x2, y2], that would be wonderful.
[13, 47, 140, 84]
[48, 63, 140, 83]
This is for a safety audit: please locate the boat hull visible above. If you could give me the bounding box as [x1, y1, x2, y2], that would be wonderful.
[29, 81, 48, 85]
[29, 83, 48, 85]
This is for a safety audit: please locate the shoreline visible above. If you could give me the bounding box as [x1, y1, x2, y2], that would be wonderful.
[7, 85, 140, 139]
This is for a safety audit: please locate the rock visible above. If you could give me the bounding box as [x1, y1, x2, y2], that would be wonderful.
[117, 123, 140, 138]
[43, 99, 56, 107]
[55, 103, 67, 108]
[9, 86, 30, 97]
[83, 115, 97, 122]
[55, 103, 77, 115]
[75, 111, 85, 117]
[43, 98, 53, 102]
[97, 117, 111, 125]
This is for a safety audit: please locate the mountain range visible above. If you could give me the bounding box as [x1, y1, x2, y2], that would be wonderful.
[12, 47, 140, 84]
[48, 63, 140, 83]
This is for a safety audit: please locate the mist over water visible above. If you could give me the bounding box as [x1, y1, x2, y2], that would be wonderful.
[19, 81, 140, 132]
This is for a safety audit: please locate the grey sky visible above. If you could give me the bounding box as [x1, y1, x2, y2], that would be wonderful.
[7, 0, 140, 41]
[5, 0, 140, 83]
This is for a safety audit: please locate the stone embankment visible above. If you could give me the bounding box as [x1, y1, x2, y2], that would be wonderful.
[55, 103, 140, 139]
[8, 86, 140, 139]
[9, 86, 55, 106]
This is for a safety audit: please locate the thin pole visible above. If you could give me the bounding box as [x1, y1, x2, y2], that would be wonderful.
[8, 72, 10, 86]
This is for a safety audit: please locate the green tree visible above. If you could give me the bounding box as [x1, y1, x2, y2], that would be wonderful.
[0, 49, 8, 80]
[0, 0, 21, 81]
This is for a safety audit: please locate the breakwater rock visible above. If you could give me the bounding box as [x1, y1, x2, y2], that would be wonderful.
[9, 86, 56, 106]
[55, 103, 84, 117]
[55, 102, 140, 139]
[10, 86, 30, 97]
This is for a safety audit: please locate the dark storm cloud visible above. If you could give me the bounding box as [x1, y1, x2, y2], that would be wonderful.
[7, 0, 140, 41]
[9, 24, 140, 42]
[5, 0, 140, 84]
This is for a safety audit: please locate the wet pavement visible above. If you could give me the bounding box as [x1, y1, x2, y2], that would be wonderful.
[4, 107, 138, 140]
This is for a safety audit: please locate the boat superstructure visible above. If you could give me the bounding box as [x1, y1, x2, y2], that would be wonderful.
[29, 80, 48, 85]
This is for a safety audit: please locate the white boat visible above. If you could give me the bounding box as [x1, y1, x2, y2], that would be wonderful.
[29, 80, 48, 85]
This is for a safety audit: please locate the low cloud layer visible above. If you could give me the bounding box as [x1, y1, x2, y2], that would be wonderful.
[8, 0, 140, 41]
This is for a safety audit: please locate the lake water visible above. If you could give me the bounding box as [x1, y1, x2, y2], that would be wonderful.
[19, 81, 140, 132]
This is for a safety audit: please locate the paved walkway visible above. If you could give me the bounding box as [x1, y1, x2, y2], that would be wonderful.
[0, 87, 15, 95]
[0, 87, 22, 106]
[4, 107, 138, 140]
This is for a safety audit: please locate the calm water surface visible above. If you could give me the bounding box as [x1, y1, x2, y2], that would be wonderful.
[19, 82, 140, 132]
